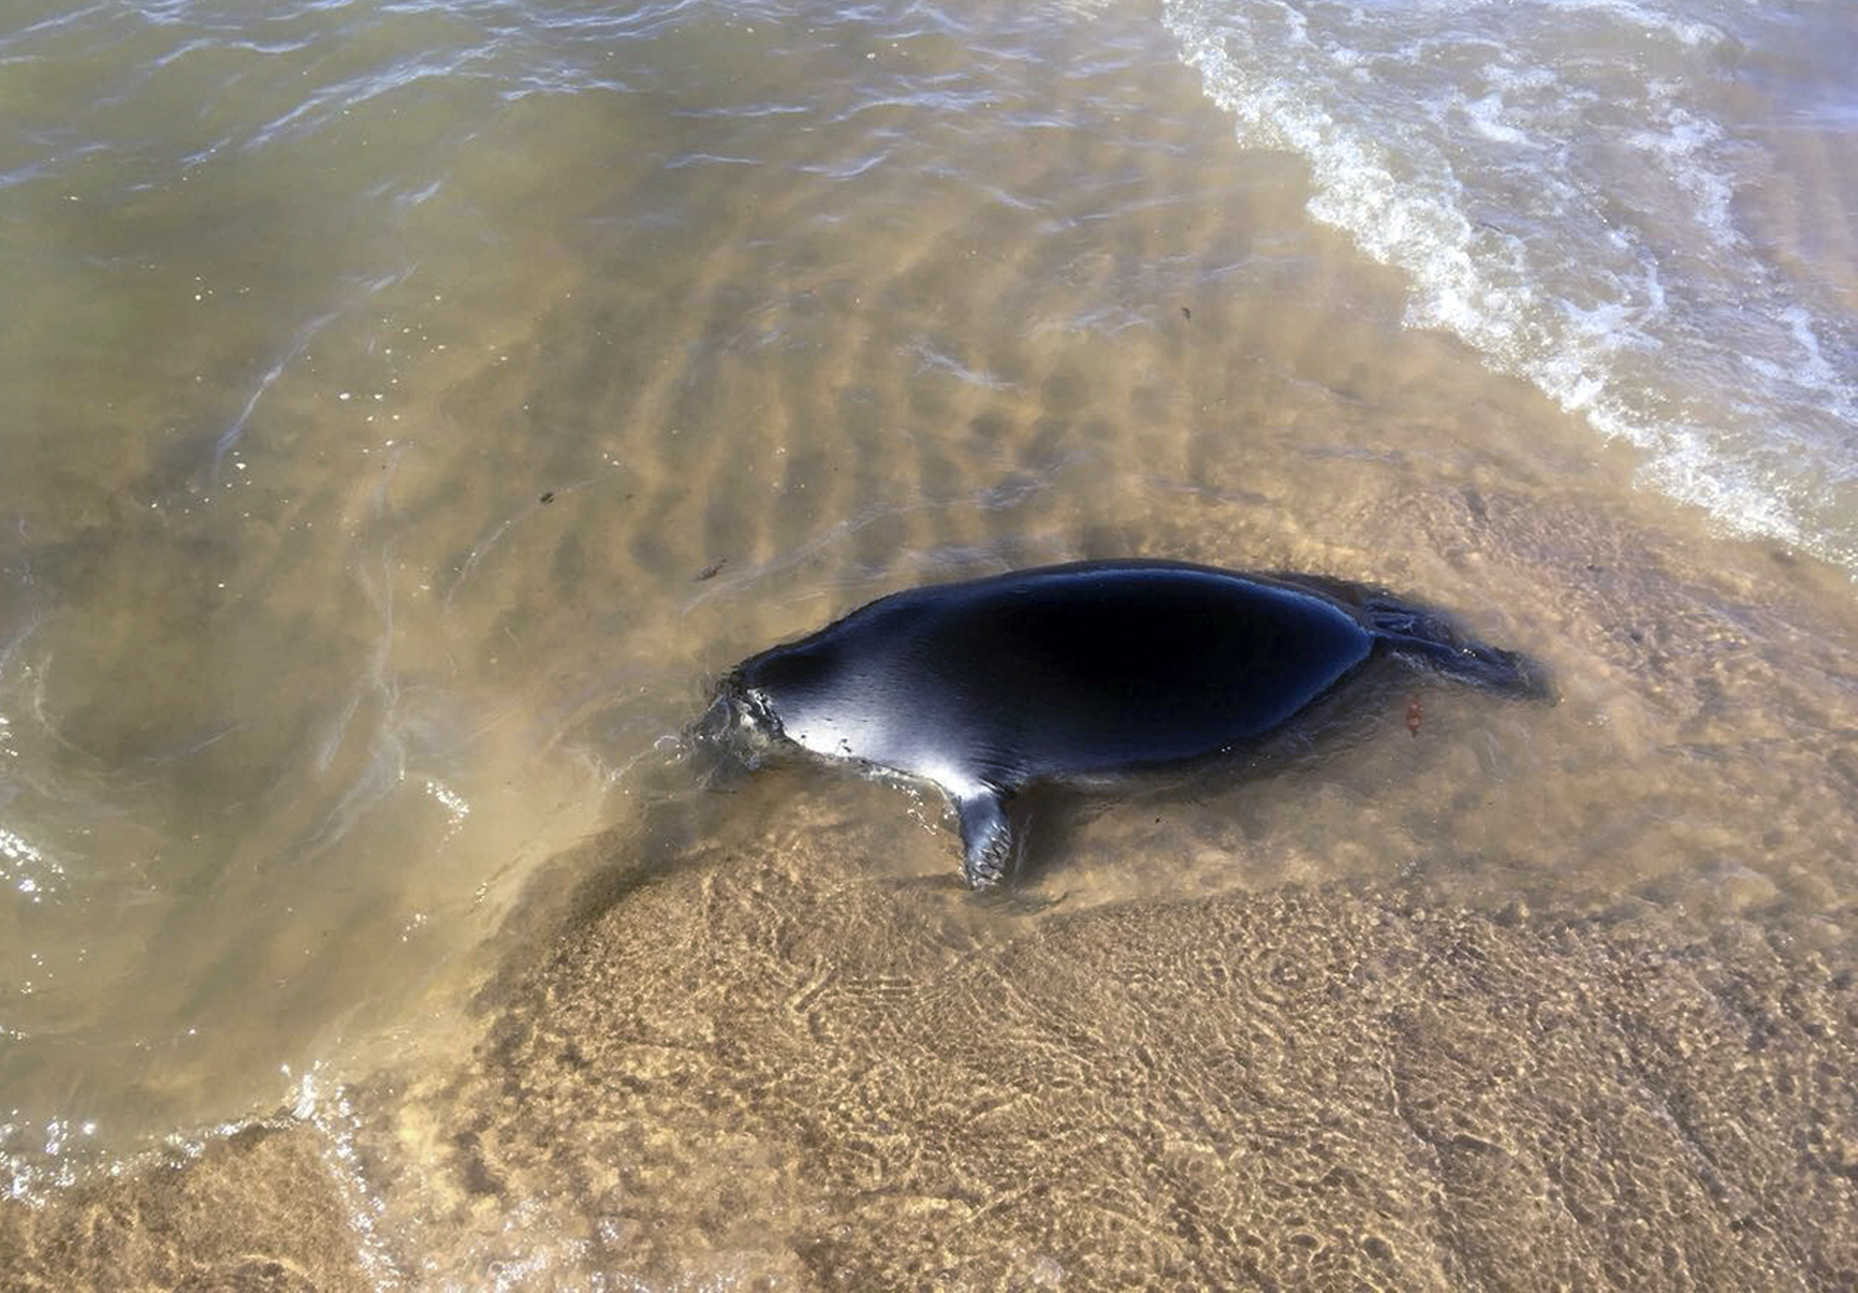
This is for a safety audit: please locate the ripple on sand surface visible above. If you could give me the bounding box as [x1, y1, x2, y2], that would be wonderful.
[7, 837, 1857, 1288]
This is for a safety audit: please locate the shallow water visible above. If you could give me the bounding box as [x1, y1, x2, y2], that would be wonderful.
[2, 0, 1856, 1279]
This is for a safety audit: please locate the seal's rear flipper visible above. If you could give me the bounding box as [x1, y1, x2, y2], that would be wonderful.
[956, 788, 1015, 889]
[1364, 599, 1556, 703]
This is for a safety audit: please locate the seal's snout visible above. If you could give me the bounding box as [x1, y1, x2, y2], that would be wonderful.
[694, 689, 738, 746]
[689, 690, 749, 789]
[689, 675, 782, 785]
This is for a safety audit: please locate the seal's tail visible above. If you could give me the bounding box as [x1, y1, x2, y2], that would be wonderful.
[1363, 599, 1556, 703]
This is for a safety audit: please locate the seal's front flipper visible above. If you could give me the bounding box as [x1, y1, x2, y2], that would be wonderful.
[955, 788, 1015, 890]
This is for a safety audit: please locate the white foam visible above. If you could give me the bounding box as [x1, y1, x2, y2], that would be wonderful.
[0, 823, 63, 901]
[1164, 0, 1858, 573]
[1464, 92, 1531, 146]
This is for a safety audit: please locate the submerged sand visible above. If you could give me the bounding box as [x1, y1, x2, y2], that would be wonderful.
[8, 832, 1855, 1289]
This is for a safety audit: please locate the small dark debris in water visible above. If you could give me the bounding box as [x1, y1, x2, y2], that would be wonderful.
[1629, 629, 1644, 643]
[539, 490, 555, 504]
[450, 1128, 502, 1195]
[227, 1124, 276, 1151]
[1772, 548, 1797, 565]
[1180, 305, 1192, 321]
[1585, 562, 1604, 573]
[1462, 486, 1488, 523]
[695, 559, 727, 582]
[1449, 1131, 1503, 1154]
[1405, 696, 1422, 737]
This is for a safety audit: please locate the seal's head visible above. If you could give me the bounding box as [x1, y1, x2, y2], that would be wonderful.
[691, 672, 785, 775]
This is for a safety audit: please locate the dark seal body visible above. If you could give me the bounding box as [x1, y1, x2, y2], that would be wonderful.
[703, 560, 1548, 888]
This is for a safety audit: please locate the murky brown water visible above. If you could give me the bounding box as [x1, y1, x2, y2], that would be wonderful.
[3, 0, 1857, 1285]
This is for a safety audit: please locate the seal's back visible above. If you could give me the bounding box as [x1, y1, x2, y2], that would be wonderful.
[738, 562, 1374, 784]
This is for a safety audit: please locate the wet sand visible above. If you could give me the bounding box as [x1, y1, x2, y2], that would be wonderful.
[8, 841, 1858, 1289]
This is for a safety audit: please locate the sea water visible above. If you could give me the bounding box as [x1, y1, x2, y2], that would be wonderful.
[2, 0, 1854, 1270]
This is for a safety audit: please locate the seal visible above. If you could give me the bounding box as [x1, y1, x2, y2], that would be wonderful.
[698, 560, 1550, 889]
